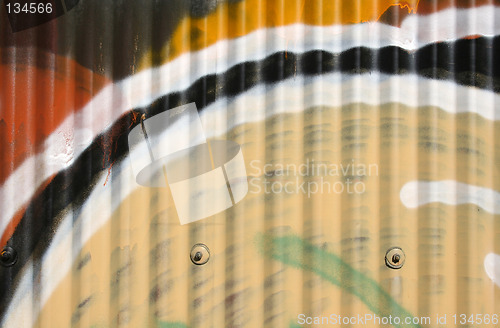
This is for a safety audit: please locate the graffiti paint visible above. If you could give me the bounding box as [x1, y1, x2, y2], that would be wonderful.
[257, 233, 420, 328]
[1, 0, 500, 327]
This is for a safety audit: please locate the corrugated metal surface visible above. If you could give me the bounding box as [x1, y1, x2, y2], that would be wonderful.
[1, 0, 500, 327]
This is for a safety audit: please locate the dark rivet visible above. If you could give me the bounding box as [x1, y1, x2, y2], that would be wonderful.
[190, 244, 210, 265]
[194, 252, 203, 262]
[392, 254, 400, 263]
[0, 246, 18, 267]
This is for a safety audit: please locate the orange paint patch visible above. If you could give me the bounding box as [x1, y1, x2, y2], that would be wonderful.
[141, 0, 420, 68]
[0, 48, 110, 185]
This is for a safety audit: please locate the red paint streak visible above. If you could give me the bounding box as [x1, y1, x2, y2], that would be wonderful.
[378, 0, 500, 26]
[285, 39, 288, 59]
[0, 48, 110, 185]
[398, 2, 418, 14]
[464, 34, 482, 40]
[99, 135, 114, 186]
[103, 161, 115, 186]
[102, 112, 140, 186]
[129, 111, 140, 129]
[2, 109, 135, 241]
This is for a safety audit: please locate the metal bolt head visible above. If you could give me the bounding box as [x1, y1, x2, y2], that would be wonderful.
[190, 244, 210, 265]
[385, 247, 405, 269]
[0, 246, 18, 267]
[193, 252, 203, 262]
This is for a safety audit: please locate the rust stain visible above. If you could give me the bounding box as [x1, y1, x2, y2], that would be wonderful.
[415, 0, 500, 14]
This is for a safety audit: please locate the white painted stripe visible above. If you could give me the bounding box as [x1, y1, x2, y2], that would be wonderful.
[400, 180, 500, 214]
[1, 161, 131, 328]
[484, 252, 500, 287]
[1, 115, 226, 326]
[2, 71, 500, 239]
[4, 70, 500, 324]
[1, 4, 500, 239]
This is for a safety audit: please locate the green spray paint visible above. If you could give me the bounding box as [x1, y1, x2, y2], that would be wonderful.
[257, 234, 420, 328]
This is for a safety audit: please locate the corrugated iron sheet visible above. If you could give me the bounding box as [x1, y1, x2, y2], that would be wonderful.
[1, 0, 500, 327]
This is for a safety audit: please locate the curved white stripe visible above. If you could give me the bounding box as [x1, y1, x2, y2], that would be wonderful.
[1, 4, 500, 239]
[405, 5, 497, 46]
[484, 253, 500, 287]
[1, 117, 221, 327]
[1, 169, 124, 328]
[3, 70, 500, 324]
[400, 180, 500, 214]
[2, 72, 500, 239]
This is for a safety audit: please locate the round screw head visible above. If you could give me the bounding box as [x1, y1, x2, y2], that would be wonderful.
[385, 247, 405, 269]
[190, 244, 210, 265]
[0, 246, 18, 267]
[193, 252, 203, 262]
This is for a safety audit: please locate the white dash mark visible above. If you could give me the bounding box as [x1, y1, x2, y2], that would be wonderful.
[400, 180, 500, 214]
[484, 253, 500, 287]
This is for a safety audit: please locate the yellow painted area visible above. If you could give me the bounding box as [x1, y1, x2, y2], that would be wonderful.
[139, 0, 420, 69]
[35, 103, 500, 327]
